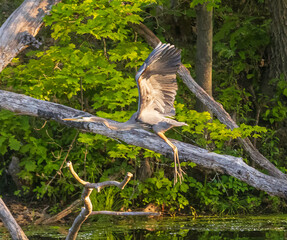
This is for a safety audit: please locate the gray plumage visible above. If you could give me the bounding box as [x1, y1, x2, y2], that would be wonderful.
[63, 42, 187, 184]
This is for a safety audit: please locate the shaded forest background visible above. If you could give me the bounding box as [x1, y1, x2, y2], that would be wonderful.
[1, 0, 287, 216]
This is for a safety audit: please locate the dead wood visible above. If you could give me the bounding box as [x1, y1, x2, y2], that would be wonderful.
[0, 0, 61, 72]
[66, 162, 134, 240]
[0, 198, 28, 240]
[0, 90, 287, 199]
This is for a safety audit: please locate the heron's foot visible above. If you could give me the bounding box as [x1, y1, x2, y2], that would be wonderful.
[173, 150, 185, 185]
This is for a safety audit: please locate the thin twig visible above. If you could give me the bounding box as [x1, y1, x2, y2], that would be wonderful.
[34, 120, 47, 130]
[46, 131, 79, 187]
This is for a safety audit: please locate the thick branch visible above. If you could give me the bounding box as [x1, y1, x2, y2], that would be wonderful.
[130, 22, 287, 181]
[66, 188, 93, 240]
[0, 0, 61, 72]
[0, 198, 28, 240]
[1, 90, 287, 199]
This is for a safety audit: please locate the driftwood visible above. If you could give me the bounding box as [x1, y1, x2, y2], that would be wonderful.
[1, 90, 287, 199]
[66, 161, 159, 240]
[66, 162, 135, 240]
[130, 22, 287, 181]
[0, 198, 28, 240]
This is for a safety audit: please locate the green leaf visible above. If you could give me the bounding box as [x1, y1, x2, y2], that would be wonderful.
[9, 137, 21, 151]
[24, 161, 37, 172]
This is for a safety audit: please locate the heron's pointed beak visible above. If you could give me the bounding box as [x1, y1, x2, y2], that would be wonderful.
[62, 117, 82, 121]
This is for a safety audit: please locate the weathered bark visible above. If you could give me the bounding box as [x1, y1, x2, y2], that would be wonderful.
[0, 0, 61, 72]
[1, 90, 287, 198]
[0, 198, 28, 240]
[130, 22, 287, 181]
[195, 3, 213, 112]
[268, 0, 287, 80]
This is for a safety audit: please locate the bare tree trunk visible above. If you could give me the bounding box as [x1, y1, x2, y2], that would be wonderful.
[0, 0, 61, 72]
[195, 3, 213, 113]
[0, 198, 28, 240]
[268, 0, 287, 80]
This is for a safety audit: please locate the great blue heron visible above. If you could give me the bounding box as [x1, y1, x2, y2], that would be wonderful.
[63, 43, 187, 183]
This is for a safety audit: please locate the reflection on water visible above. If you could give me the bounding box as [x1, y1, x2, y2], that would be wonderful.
[1, 215, 287, 239]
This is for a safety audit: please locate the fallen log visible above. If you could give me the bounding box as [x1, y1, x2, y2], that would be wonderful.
[0, 89, 287, 199]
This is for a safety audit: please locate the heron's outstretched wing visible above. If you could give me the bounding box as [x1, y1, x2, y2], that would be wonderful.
[135, 43, 181, 122]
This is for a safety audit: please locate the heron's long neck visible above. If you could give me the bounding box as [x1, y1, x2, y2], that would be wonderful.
[89, 116, 139, 131]
[104, 120, 137, 131]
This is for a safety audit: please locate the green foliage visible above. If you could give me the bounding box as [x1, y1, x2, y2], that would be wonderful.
[263, 74, 287, 124]
[44, 0, 150, 42]
[190, 0, 221, 10]
[90, 187, 123, 211]
[0, 0, 156, 202]
[176, 106, 266, 150]
[0, 0, 286, 216]
[120, 170, 190, 214]
[187, 175, 264, 214]
[213, 11, 270, 119]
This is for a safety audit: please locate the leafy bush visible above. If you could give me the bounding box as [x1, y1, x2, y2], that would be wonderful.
[0, 0, 285, 215]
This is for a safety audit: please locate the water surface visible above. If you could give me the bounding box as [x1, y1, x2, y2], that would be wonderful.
[1, 215, 287, 239]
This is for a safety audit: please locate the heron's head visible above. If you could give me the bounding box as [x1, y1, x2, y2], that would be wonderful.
[62, 116, 95, 122]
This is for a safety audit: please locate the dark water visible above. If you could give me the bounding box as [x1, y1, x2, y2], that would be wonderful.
[1, 215, 287, 239]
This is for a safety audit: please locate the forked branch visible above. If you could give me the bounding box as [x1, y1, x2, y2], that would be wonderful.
[66, 162, 159, 240]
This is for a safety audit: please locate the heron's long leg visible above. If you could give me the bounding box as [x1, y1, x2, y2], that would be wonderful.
[157, 132, 185, 184]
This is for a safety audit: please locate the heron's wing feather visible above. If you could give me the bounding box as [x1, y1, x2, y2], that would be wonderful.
[135, 43, 181, 121]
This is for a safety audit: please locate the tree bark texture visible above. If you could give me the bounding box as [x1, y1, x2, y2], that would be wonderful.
[1, 90, 287, 199]
[130, 22, 287, 181]
[0, 0, 61, 72]
[268, 0, 287, 80]
[0, 198, 28, 240]
[195, 3, 213, 112]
